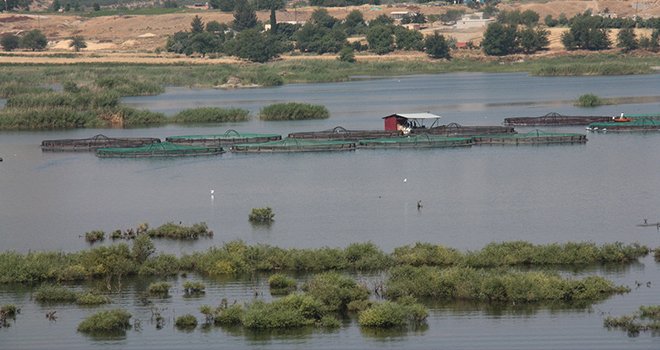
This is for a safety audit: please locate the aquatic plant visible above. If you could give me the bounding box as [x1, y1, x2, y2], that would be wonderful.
[138, 253, 180, 276]
[84, 230, 105, 244]
[259, 103, 330, 121]
[33, 285, 79, 303]
[248, 208, 274, 224]
[175, 314, 198, 329]
[0, 304, 19, 328]
[358, 298, 428, 328]
[131, 234, 155, 264]
[147, 282, 171, 296]
[171, 107, 250, 123]
[241, 293, 324, 329]
[575, 93, 604, 107]
[268, 273, 297, 295]
[392, 242, 463, 267]
[654, 247, 660, 262]
[213, 301, 244, 326]
[77, 309, 132, 334]
[182, 281, 206, 296]
[147, 222, 213, 240]
[604, 305, 660, 336]
[76, 291, 111, 305]
[302, 272, 370, 312]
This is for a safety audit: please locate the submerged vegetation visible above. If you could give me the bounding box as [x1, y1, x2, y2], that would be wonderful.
[604, 305, 660, 336]
[0, 304, 19, 328]
[94, 222, 213, 241]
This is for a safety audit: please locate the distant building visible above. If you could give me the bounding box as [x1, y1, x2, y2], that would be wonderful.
[455, 12, 494, 29]
[390, 11, 414, 21]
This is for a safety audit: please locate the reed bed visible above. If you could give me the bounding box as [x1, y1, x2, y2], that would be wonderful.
[77, 309, 132, 334]
[259, 103, 330, 121]
[171, 107, 250, 123]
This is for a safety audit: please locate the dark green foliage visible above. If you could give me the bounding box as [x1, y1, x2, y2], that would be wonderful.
[302, 272, 369, 312]
[147, 222, 213, 240]
[482, 23, 517, 56]
[214, 302, 244, 326]
[1, 34, 20, 52]
[206, 21, 227, 34]
[69, 36, 87, 52]
[85, 230, 105, 244]
[138, 253, 180, 276]
[394, 26, 423, 51]
[175, 314, 198, 329]
[232, 0, 258, 31]
[191, 15, 205, 34]
[131, 234, 155, 264]
[268, 273, 297, 295]
[248, 207, 274, 223]
[343, 10, 366, 36]
[242, 294, 323, 329]
[162, 0, 177, 8]
[497, 9, 539, 27]
[440, 9, 464, 23]
[358, 299, 428, 328]
[424, 32, 451, 59]
[172, 107, 250, 123]
[76, 291, 111, 305]
[211, 0, 235, 12]
[392, 242, 461, 266]
[401, 13, 426, 25]
[0, 304, 18, 318]
[311, 8, 337, 29]
[33, 285, 79, 303]
[369, 14, 393, 28]
[20, 30, 47, 51]
[77, 309, 131, 334]
[295, 24, 347, 54]
[259, 102, 329, 121]
[561, 15, 611, 51]
[366, 25, 394, 55]
[545, 15, 559, 27]
[147, 282, 171, 296]
[229, 28, 283, 62]
[94, 76, 164, 96]
[338, 46, 356, 63]
[575, 93, 603, 107]
[183, 281, 206, 295]
[519, 27, 550, 54]
[318, 315, 341, 328]
[617, 27, 638, 52]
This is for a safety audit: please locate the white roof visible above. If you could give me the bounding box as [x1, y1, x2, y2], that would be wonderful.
[394, 113, 442, 120]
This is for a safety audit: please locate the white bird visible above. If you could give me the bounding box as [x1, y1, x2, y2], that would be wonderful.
[210, 189, 215, 195]
[403, 178, 407, 183]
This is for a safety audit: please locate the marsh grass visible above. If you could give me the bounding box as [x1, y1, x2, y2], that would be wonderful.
[77, 309, 132, 334]
[175, 314, 198, 329]
[147, 282, 171, 297]
[85, 231, 105, 244]
[604, 305, 660, 336]
[147, 222, 213, 240]
[182, 281, 206, 296]
[268, 274, 297, 295]
[171, 107, 250, 123]
[76, 291, 111, 305]
[358, 298, 428, 328]
[248, 208, 274, 224]
[575, 93, 605, 107]
[259, 103, 329, 121]
[33, 285, 79, 303]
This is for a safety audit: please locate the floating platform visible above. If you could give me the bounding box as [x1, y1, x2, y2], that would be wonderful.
[413, 123, 515, 137]
[231, 138, 356, 153]
[288, 126, 402, 140]
[41, 134, 161, 152]
[473, 130, 587, 145]
[504, 112, 611, 126]
[96, 142, 224, 158]
[587, 118, 660, 132]
[166, 129, 281, 146]
[358, 135, 473, 149]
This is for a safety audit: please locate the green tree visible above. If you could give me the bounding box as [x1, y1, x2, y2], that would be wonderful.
[394, 26, 423, 51]
[366, 25, 394, 55]
[229, 28, 282, 62]
[232, 0, 258, 31]
[343, 10, 366, 36]
[52, 0, 61, 11]
[69, 35, 87, 52]
[295, 24, 346, 54]
[311, 8, 337, 29]
[369, 14, 394, 27]
[520, 9, 540, 27]
[561, 15, 610, 50]
[617, 27, 638, 52]
[212, 0, 235, 12]
[206, 20, 227, 34]
[544, 15, 558, 27]
[165, 31, 191, 54]
[132, 235, 155, 264]
[189, 32, 220, 56]
[424, 31, 450, 59]
[338, 46, 355, 63]
[191, 15, 205, 34]
[1, 34, 20, 52]
[482, 22, 517, 56]
[20, 29, 48, 51]
[518, 27, 549, 54]
[255, 0, 285, 34]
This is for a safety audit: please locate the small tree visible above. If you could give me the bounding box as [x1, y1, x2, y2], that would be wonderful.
[20, 29, 48, 51]
[1, 34, 20, 52]
[338, 46, 355, 63]
[366, 25, 394, 55]
[394, 26, 424, 51]
[343, 10, 366, 36]
[230, 28, 281, 62]
[69, 35, 87, 52]
[191, 15, 205, 34]
[93, 2, 101, 11]
[482, 22, 517, 56]
[518, 27, 549, 54]
[424, 32, 450, 59]
[617, 27, 638, 52]
[249, 207, 274, 224]
[232, 0, 258, 31]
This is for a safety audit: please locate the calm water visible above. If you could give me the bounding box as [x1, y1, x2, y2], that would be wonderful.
[1, 73, 660, 349]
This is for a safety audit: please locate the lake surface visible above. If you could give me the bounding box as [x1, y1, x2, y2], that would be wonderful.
[1, 73, 659, 349]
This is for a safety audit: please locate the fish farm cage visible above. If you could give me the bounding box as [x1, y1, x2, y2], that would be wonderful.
[288, 126, 402, 140]
[231, 138, 357, 153]
[503, 112, 612, 126]
[413, 123, 515, 136]
[166, 129, 282, 146]
[41, 134, 161, 152]
[587, 118, 660, 132]
[472, 130, 587, 145]
[96, 142, 224, 158]
[358, 135, 474, 149]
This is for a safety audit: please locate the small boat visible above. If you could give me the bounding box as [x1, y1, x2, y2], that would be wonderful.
[96, 142, 224, 158]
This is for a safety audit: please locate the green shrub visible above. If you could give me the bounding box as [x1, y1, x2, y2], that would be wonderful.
[147, 282, 171, 296]
[318, 315, 341, 328]
[248, 208, 274, 224]
[147, 222, 213, 240]
[268, 273, 297, 295]
[344, 242, 393, 270]
[242, 294, 323, 329]
[33, 285, 79, 303]
[214, 303, 244, 326]
[358, 301, 407, 328]
[182, 281, 206, 295]
[77, 309, 132, 333]
[575, 93, 604, 107]
[77, 291, 111, 305]
[259, 102, 329, 121]
[175, 314, 198, 329]
[138, 254, 180, 276]
[392, 242, 462, 266]
[0, 304, 19, 317]
[84, 230, 105, 243]
[171, 107, 250, 123]
[302, 272, 369, 312]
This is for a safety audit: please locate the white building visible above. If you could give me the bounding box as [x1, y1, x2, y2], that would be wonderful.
[455, 12, 494, 29]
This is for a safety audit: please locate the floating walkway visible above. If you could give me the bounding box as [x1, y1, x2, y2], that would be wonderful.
[358, 135, 473, 149]
[231, 138, 356, 153]
[96, 142, 224, 158]
[413, 123, 515, 136]
[41, 134, 161, 152]
[504, 112, 611, 126]
[166, 129, 281, 146]
[473, 130, 587, 145]
[587, 118, 660, 132]
[288, 126, 402, 140]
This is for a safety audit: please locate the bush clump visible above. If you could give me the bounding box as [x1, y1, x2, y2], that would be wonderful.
[77, 309, 132, 334]
[302, 272, 369, 312]
[268, 273, 297, 295]
[172, 107, 250, 123]
[84, 230, 105, 244]
[33, 285, 79, 303]
[259, 102, 329, 121]
[248, 208, 274, 224]
[241, 293, 323, 329]
[604, 305, 660, 336]
[175, 314, 198, 329]
[182, 281, 206, 296]
[147, 282, 171, 296]
[214, 302, 244, 326]
[77, 291, 111, 305]
[358, 298, 428, 328]
[147, 222, 213, 240]
[575, 93, 604, 107]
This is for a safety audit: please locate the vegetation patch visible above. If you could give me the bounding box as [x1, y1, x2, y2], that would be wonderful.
[182, 281, 206, 296]
[147, 222, 213, 240]
[302, 272, 369, 312]
[241, 293, 323, 329]
[171, 107, 250, 123]
[268, 273, 297, 295]
[575, 93, 605, 107]
[604, 305, 660, 336]
[259, 103, 329, 121]
[76, 291, 111, 305]
[358, 298, 428, 328]
[175, 314, 198, 330]
[84, 230, 105, 244]
[147, 282, 171, 297]
[0, 304, 19, 328]
[33, 285, 79, 303]
[248, 207, 274, 224]
[77, 309, 132, 334]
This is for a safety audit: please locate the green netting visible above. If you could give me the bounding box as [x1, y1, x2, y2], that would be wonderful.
[167, 130, 281, 140]
[589, 118, 660, 128]
[476, 130, 585, 139]
[232, 138, 356, 152]
[97, 142, 223, 157]
[359, 135, 471, 144]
